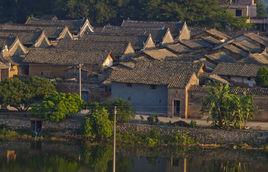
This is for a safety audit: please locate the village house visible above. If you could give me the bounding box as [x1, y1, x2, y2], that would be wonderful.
[22, 47, 114, 101]
[212, 62, 264, 87]
[81, 33, 155, 51]
[106, 59, 204, 118]
[0, 30, 51, 48]
[220, 0, 257, 18]
[25, 16, 94, 38]
[0, 61, 8, 81]
[56, 38, 135, 60]
[101, 25, 175, 45]
[0, 36, 28, 78]
[121, 20, 191, 40]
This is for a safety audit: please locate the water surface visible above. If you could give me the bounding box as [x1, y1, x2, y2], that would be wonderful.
[0, 141, 267, 172]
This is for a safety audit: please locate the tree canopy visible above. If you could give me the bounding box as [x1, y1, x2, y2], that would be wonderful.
[0, 0, 251, 30]
[0, 76, 56, 111]
[256, 67, 268, 87]
[31, 92, 83, 122]
[202, 84, 254, 129]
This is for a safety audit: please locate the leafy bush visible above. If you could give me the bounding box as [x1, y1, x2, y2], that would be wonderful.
[31, 92, 83, 122]
[82, 106, 112, 139]
[189, 120, 197, 128]
[147, 115, 159, 125]
[202, 83, 254, 129]
[256, 67, 268, 88]
[103, 99, 135, 123]
[0, 76, 56, 111]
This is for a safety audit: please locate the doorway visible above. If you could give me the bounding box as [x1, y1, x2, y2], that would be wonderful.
[174, 100, 181, 116]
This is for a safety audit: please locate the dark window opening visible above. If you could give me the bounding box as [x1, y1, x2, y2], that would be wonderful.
[236, 9, 242, 17]
[128, 96, 131, 101]
[174, 100, 181, 116]
[247, 77, 251, 80]
[126, 83, 132, 87]
[150, 85, 157, 89]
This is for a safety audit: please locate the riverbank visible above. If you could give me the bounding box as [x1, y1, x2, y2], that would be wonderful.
[1, 123, 268, 151]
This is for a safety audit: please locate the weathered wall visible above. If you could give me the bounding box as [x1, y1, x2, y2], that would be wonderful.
[111, 83, 168, 115]
[118, 123, 268, 145]
[167, 88, 186, 117]
[28, 64, 70, 78]
[0, 114, 267, 145]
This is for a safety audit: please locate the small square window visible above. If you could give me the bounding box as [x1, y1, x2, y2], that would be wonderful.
[150, 85, 157, 89]
[126, 83, 132, 87]
[236, 9, 242, 17]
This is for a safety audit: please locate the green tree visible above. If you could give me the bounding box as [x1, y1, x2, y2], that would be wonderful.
[202, 83, 254, 129]
[31, 92, 83, 122]
[257, 0, 267, 17]
[256, 67, 268, 87]
[82, 106, 112, 139]
[0, 76, 56, 111]
[103, 99, 135, 123]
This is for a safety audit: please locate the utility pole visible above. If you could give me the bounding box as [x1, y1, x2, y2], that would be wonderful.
[78, 64, 82, 99]
[113, 106, 117, 172]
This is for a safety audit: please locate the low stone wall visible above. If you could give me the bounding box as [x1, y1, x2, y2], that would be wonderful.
[0, 114, 267, 145]
[118, 123, 268, 146]
[0, 114, 82, 131]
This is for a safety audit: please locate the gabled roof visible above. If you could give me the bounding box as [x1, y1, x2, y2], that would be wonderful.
[243, 32, 268, 46]
[121, 19, 185, 38]
[180, 39, 213, 50]
[81, 33, 153, 50]
[0, 29, 50, 47]
[192, 28, 231, 42]
[25, 16, 92, 35]
[165, 42, 191, 53]
[142, 48, 177, 60]
[24, 47, 112, 65]
[213, 62, 263, 77]
[57, 39, 134, 57]
[239, 52, 268, 65]
[232, 37, 263, 53]
[0, 23, 71, 41]
[107, 59, 203, 88]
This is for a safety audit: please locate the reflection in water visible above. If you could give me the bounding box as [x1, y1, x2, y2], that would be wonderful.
[0, 141, 267, 172]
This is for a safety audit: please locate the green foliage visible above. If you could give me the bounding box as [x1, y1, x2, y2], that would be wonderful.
[202, 83, 254, 129]
[147, 115, 159, 125]
[0, 76, 56, 111]
[31, 92, 83, 122]
[256, 67, 268, 87]
[82, 106, 112, 139]
[103, 99, 135, 123]
[189, 120, 197, 128]
[0, 0, 250, 30]
[257, 0, 267, 17]
[0, 128, 18, 138]
[117, 128, 197, 146]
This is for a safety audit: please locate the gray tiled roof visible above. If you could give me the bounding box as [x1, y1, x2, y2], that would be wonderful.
[23, 47, 110, 65]
[0, 29, 43, 46]
[81, 33, 148, 50]
[213, 62, 263, 77]
[57, 39, 132, 57]
[107, 59, 203, 88]
[102, 25, 169, 43]
[26, 16, 85, 34]
[0, 23, 66, 40]
[121, 19, 184, 38]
